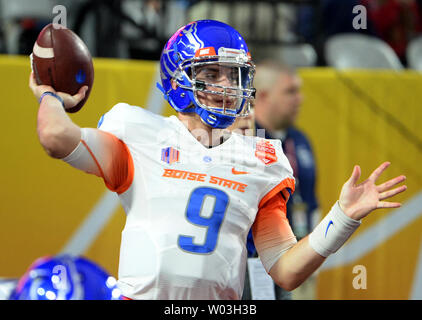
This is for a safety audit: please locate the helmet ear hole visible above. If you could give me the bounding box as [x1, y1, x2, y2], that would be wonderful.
[171, 79, 178, 90]
[168, 85, 193, 111]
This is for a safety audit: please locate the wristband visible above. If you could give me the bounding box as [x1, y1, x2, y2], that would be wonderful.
[39, 91, 65, 108]
[308, 201, 361, 257]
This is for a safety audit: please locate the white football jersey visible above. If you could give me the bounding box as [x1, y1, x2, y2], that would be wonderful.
[63, 103, 296, 300]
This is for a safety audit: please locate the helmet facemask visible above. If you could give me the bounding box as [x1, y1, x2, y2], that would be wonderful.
[174, 47, 256, 119]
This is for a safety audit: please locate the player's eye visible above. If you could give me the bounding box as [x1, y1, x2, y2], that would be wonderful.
[205, 72, 218, 79]
[196, 68, 217, 80]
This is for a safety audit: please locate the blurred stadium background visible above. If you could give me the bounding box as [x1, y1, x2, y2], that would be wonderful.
[0, 0, 421, 300]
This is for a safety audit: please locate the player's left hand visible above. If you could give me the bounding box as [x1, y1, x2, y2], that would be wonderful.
[338, 162, 407, 221]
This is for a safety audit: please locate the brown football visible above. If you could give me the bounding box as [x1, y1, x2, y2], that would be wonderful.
[31, 23, 94, 113]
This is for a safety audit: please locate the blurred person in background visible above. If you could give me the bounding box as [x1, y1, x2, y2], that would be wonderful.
[252, 60, 319, 300]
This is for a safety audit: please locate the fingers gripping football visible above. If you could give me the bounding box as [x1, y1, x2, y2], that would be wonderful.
[29, 72, 88, 110]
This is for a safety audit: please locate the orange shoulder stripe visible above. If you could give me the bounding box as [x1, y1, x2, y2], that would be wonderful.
[258, 177, 295, 209]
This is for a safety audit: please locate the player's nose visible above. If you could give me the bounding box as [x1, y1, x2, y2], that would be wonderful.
[218, 76, 237, 97]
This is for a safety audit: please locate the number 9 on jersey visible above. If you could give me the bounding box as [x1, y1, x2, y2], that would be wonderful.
[178, 187, 229, 254]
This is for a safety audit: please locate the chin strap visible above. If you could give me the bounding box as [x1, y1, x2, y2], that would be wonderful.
[195, 105, 235, 129]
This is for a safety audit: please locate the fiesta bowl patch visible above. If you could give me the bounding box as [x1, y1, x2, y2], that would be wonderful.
[255, 140, 277, 165]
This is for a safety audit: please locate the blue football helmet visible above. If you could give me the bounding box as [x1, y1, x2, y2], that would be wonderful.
[9, 255, 122, 300]
[158, 20, 256, 129]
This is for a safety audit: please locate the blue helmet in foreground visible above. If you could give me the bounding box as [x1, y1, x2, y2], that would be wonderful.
[9, 255, 122, 300]
[158, 20, 256, 129]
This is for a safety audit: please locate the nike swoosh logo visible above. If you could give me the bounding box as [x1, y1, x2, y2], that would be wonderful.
[325, 220, 334, 238]
[231, 168, 249, 175]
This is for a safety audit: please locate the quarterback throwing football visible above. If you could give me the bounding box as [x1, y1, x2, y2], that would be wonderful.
[29, 20, 406, 300]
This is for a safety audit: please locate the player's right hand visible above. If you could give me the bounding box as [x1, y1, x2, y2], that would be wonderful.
[29, 72, 88, 110]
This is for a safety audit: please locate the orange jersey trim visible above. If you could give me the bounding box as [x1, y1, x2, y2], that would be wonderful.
[81, 133, 134, 195]
[252, 190, 296, 270]
[113, 140, 135, 194]
[253, 193, 289, 240]
[81, 139, 106, 179]
[258, 177, 295, 210]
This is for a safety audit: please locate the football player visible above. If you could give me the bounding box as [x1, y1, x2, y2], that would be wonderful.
[29, 20, 406, 300]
